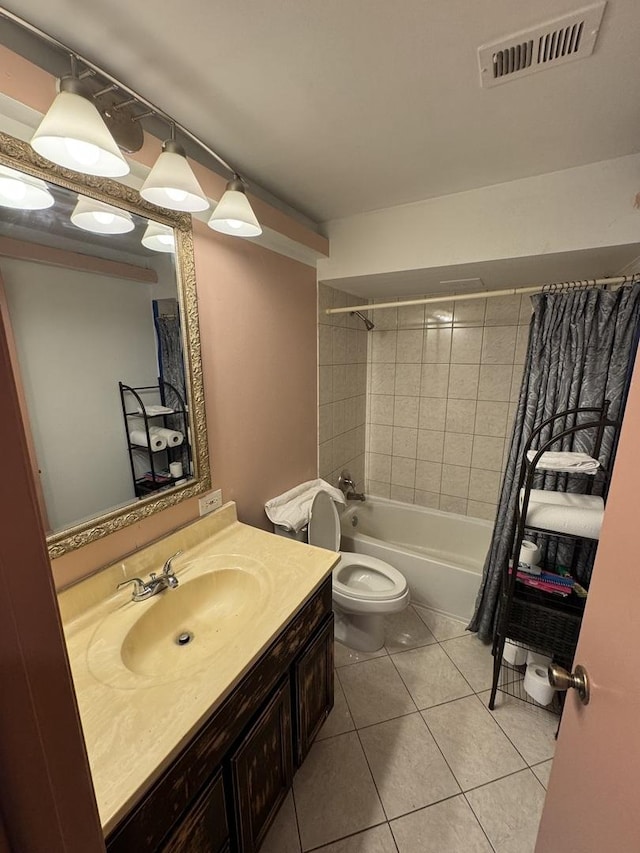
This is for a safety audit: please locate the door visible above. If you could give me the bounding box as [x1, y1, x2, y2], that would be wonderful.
[536, 357, 640, 852]
[294, 614, 334, 765]
[229, 678, 293, 853]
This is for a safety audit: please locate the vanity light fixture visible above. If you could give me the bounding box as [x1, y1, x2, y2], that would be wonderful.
[71, 195, 134, 234]
[0, 164, 54, 209]
[6, 9, 263, 236]
[141, 220, 176, 253]
[31, 72, 130, 178]
[207, 176, 262, 237]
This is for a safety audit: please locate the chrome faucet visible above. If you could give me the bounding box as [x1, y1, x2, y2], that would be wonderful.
[117, 550, 182, 601]
[338, 470, 366, 502]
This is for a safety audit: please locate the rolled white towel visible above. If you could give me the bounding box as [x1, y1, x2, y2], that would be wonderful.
[129, 430, 167, 452]
[519, 488, 604, 539]
[526, 450, 600, 473]
[136, 404, 174, 416]
[265, 478, 347, 533]
[149, 426, 184, 447]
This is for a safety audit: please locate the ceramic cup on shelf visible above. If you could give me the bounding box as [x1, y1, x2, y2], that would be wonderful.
[519, 539, 542, 566]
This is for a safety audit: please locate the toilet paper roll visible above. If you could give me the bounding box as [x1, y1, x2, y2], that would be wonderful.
[503, 641, 527, 666]
[526, 650, 552, 668]
[519, 540, 541, 566]
[524, 662, 555, 706]
[502, 640, 527, 666]
[149, 426, 184, 446]
[129, 430, 166, 452]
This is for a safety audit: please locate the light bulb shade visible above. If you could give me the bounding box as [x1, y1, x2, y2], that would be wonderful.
[140, 141, 208, 212]
[0, 165, 55, 210]
[71, 195, 135, 234]
[31, 78, 129, 177]
[207, 179, 262, 237]
[142, 221, 176, 253]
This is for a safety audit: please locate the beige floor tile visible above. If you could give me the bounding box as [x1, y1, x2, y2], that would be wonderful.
[465, 769, 546, 853]
[338, 657, 416, 728]
[423, 696, 525, 790]
[478, 690, 558, 765]
[260, 791, 301, 853]
[313, 824, 397, 853]
[413, 606, 468, 641]
[334, 641, 387, 668]
[441, 633, 495, 692]
[531, 759, 553, 789]
[293, 732, 385, 851]
[359, 712, 460, 819]
[391, 644, 473, 709]
[317, 679, 355, 741]
[384, 605, 437, 654]
[391, 795, 492, 853]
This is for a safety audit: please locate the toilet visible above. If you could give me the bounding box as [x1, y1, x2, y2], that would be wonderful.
[308, 491, 409, 652]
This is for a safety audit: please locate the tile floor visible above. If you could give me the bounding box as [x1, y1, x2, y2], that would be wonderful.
[261, 605, 556, 853]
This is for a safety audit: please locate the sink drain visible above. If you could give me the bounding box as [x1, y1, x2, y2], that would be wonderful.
[175, 631, 194, 646]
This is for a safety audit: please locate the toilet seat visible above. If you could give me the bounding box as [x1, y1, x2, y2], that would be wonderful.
[308, 492, 408, 614]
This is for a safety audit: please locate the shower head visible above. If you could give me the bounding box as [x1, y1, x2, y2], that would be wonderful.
[351, 310, 375, 331]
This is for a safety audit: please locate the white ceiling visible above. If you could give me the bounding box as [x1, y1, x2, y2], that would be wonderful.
[4, 0, 640, 223]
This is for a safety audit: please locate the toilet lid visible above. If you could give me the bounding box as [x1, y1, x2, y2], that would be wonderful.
[308, 491, 340, 552]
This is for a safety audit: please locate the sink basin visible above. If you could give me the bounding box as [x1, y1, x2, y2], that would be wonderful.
[88, 555, 271, 688]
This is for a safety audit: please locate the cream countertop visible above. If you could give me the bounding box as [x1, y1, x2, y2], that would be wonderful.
[58, 502, 338, 835]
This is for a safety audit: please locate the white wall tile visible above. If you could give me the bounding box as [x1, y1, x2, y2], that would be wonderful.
[451, 327, 483, 363]
[441, 464, 470, 498]
[454, 298, 486, 326]
[474, 400, 509, 437]
[391, 456, 416, 487]
[419, 398, 447, 431]
[477, 364, 513, 402]
[422, 328, 452, 363]
[396, 330, 424, 363]
[448, 364, 480, 400]
[484, 295, 521, 326]
[371, 330, 398, 362]
[471, 435, 505, 472]
[468, 468, 501, 503]
[369, 424, 393, 455]
[417, 429, 445, 462]
[420, 363, 449, 397]
[394, 396, 420, 428]
[369, 452, 392, 483]
[398, 303, 425, 329]
[371, 363, 396, 395]
[395, 363, 422, 396]
[481, 326, 517, 364]
[415, 460, 443, 492]
[443, 433, 473, 467]
[392, 427, 418, 458]
[390, 484, 415, 503]
[445, 399, 477, 434]
[370, 394, 395, 425]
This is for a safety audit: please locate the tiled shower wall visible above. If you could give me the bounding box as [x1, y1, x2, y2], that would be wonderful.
[365, 294, 532, 520]
[318, 284, 367, 488]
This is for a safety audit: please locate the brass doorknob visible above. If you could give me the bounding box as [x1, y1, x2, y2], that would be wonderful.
[548, 664, 590, 705]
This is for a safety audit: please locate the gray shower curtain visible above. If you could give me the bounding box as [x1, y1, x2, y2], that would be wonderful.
[469, 284, 640, 641]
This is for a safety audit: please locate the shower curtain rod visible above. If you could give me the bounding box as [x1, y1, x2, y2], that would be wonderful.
[324, 276, 631, 316]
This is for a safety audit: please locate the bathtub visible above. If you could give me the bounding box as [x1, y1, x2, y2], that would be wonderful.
[340, 496, 492, 621]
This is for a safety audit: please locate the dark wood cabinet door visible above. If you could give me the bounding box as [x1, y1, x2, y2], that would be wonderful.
[158, 770, 228, 853]
[230, 679, 293, 853]
[294, 614, 334, 765]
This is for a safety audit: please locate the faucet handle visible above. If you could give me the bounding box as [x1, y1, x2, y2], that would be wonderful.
[163, 549, 182, 576]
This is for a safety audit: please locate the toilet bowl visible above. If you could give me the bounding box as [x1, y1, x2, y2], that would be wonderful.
[308, 491, 409, 652]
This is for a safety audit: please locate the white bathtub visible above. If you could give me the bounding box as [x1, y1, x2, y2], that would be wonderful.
[340, 497, 492, 621]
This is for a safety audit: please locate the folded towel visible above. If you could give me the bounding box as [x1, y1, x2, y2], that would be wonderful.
[526, 450, 600, 473]
[136, 404, 175, 416]
[129, 430, 167, 452]
[265, 479, 346, 533]
[149, 426, 184, 447]
[519, 488, 604, 540]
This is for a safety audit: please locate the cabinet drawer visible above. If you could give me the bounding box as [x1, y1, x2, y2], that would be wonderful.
[294, 614, 334, 765]
[230, 679, 293, 853]
[158, 770, 227, 853]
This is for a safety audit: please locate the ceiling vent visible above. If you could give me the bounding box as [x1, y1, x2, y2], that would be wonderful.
[478, 2, 606, 88]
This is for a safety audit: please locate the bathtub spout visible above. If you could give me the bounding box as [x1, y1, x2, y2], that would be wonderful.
[346, 492, 366, 501]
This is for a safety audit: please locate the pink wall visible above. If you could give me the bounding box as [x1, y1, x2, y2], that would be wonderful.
[0, 46, 320, 587]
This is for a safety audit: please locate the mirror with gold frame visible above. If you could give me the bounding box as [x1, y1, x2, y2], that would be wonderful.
[0, 131, 210, 559]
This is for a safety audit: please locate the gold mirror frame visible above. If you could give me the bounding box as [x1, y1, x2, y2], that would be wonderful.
[0, 131, 211, 559]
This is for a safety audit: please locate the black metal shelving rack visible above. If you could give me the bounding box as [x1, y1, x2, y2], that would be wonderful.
[119, 379, 192, 498]
[488, 400, 618, 713]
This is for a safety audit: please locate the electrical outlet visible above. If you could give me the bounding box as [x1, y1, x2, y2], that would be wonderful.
[199, 489, 222, 516]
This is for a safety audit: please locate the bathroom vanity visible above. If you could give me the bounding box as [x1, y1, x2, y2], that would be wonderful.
[58, 503, 338, 853]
